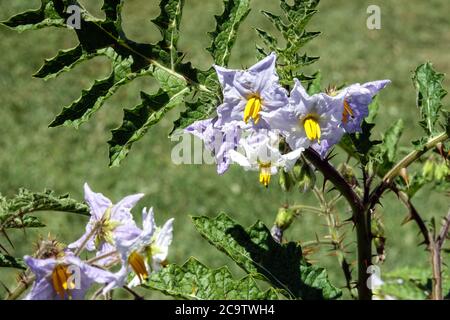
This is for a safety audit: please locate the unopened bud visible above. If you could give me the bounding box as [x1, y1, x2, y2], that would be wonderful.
[274, 207, 296, 231]
[296, 162, 316, 193]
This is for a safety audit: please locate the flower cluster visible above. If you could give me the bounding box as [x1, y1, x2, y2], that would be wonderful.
[186, 53, 390, 187]
[23, 183, 174, 300]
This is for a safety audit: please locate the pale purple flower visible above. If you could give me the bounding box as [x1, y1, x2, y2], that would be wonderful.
[340, 80, 391, 133]
[105, 208, 174, 291]
[229, 130, 304, 187]
[24, 252, 116, 300]
[68, 183, 143, 265]
[185, 118, 241, 174]
[214, 53, 289, 129]
[262, 79, 345, 158]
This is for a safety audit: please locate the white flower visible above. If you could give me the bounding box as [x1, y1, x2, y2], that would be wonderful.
[229, 130, 304, 187]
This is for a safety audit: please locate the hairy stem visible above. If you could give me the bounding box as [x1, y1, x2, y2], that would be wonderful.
[5, 272, 34, 300]
[430, 243, 442, 300]
[303, 148, 371, 299]
[431, 208, 450, 300]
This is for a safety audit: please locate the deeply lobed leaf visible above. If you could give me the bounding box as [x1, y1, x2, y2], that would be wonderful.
[191, 213, 341, 300]
[145, 257, 279, 300]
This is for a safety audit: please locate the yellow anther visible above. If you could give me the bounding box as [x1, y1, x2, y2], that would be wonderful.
[128, 251, 148, 282]
[342, 100, 354, 124]
[51, 264, 75, 299]
[259, 163, 272, 188]
[244, 95, 262, 124]
[303, 116, 321, 141]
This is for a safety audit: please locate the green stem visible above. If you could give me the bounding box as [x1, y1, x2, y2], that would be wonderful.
[5, 273, 35, 300]
[288, 204, 323, 214]
[383, 132, 448, 183]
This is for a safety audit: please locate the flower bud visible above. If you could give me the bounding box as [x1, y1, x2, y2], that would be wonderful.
[274, 207, 296, 231]
[295, 162, 316, 193]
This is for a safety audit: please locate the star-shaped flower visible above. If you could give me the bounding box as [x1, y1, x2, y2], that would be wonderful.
[214, 53, 289, 129]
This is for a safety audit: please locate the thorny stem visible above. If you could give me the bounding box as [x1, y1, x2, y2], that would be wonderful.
[431, 208, 450, 300]
[396, 186, 450, 300]
[315, 188, 357, 299]
[5, 273, 35, 300]
[303, 148, 371, 300]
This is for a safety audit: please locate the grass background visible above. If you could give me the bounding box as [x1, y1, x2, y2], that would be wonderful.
[0, 0, 449, 299]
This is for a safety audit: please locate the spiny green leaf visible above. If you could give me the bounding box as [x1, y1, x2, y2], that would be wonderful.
[191, 213, 341, 300]
[171, 70, 220, 133]
[413, 62, 447, 137]
[307, 71, 322, 95]
[109, 88, 189, 166]
[101, 0, 124, 26]
[0, 254, 26, 270]
[4, 0, 202, 164]
[207, 0, 251, 66]
[377, 119, 404, 175]
[33, 45, 98, 80]
[366, 95, 380, 123]
[145, 257, 279, 300]
[152, 0, 185, 69]
[4, 216, 46, 229]
[0, 189, 89, 233]
[1, 0, 66, 32]
[339, 121, 381, 165]
[257, 0, 320, 86]
[49, 49, 152, 128]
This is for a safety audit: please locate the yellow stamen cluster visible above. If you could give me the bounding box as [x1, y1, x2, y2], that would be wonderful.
[244, 95, 262, 124]
[51, 264, 75, 299]
[259, 163, 272, 188]
[303, 116, 321, 141]
[94, 207, 121, 247]
[128, 251, 148, 282]
[342, 100, 354, 124]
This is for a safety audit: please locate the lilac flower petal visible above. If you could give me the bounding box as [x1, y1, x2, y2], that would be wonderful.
[84, 183, 112, 220]
[24, 278, 56, 300]
[342, 80, 391, 133]
[68, 221, 96, 251]
[142, 207, 156, 234]
[112, 193, 145, 221]
[24, 256, 55, 279]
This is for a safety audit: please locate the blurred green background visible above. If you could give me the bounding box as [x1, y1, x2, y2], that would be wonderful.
[0, 0, 449, 299]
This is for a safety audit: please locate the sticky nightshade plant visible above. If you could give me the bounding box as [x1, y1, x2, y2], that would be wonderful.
[2, 0, 449, 302]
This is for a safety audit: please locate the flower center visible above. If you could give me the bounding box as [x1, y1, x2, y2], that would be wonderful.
[259, 162, 272, 188]
[303, 115, 321, 141]
[244, 95, 262, 124]
[94, 207, 121, 247]
[342, 99, 354, 124]
[128, 251, 148, 282]
[51, 264, 76, 299]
